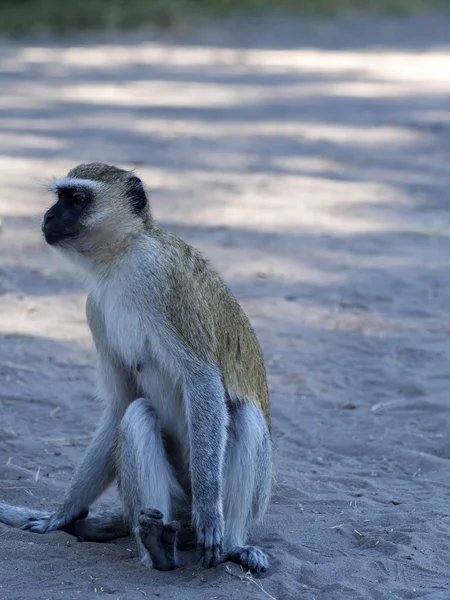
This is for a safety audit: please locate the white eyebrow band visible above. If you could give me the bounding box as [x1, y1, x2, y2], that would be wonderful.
[50, 178, 102, 193]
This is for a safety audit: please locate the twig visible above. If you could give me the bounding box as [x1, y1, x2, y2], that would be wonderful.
[6, 457, 34, 475]
[372, 399, 407, 413]
[41, 435, 91, 446]
[0, 529, 11, 538]
[0, 486, 36, 491]
[0, 361, 38, 374]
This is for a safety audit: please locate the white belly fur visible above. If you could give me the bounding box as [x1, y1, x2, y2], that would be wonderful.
[96, 280, 189, 455]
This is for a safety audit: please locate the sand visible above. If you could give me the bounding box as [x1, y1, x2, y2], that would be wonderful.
[1, 14, 450, 600]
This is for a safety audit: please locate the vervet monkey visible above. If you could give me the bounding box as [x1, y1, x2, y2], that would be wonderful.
[0, 163, 272, 573]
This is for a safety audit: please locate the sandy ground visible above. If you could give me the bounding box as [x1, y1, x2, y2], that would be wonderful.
[1, 14, 450, 600]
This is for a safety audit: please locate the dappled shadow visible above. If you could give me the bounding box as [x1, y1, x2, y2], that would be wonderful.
[1, 17, 450, 199]
[1, 17, 450, 315]
[1, 17, 449, 344]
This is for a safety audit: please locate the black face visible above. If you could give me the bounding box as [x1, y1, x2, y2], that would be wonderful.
[42, 186, 92, 245]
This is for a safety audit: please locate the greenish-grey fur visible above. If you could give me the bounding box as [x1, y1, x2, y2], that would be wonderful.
[162, 231, 271, 429]
[69, 163, 271, 429]
[68, 163, 130, 183]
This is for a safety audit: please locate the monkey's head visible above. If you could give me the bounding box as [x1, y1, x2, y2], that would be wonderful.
[42, 163, 150, 255]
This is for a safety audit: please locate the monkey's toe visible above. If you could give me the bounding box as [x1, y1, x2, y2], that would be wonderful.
[140, 508, 163, 521]
[162, 521, 181, 546]
[227, 545, 269, 573]
[164, 520, 181, 532]
[161, 521, 180, 569]
[138, 510, 164, 540]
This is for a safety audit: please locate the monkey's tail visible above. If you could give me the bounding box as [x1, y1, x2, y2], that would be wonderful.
[0, 502, 129, 543]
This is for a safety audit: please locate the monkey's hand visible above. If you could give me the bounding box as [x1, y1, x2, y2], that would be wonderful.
[196, 512, 224, 568]
[21, 506, 89, 534]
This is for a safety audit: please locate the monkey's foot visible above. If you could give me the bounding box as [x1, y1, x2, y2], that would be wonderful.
[225, 545, 269, 573]
[138, 508, 180, 571]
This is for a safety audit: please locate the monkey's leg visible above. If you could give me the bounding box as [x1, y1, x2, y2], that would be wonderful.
[118, 398, 183, 570]
[221, 403, 272, 574]
[64, 511, 129, 542]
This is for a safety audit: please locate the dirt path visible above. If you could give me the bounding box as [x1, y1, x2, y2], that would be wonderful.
[2, 15, 450, 600]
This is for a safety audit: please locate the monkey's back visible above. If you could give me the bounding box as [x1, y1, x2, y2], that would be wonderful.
[153, 228, 270, 430]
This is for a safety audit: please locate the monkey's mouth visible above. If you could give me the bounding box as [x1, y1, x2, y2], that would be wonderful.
[42, 228, 74, 245]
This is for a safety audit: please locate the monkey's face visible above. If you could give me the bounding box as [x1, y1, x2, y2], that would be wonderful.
[42, 164, 149, 254]
[42, 181, 97, 247]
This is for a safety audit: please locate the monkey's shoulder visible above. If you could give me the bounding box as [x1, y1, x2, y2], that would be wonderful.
[148, 227, 210, 274]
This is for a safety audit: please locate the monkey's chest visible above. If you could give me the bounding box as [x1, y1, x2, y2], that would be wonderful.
[136, 360, 187, 450]
[98, 288, 187, 446]
[100, 291, 149, 367]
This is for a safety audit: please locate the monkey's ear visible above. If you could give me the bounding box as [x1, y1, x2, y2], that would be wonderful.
[127, 175, 148, 213]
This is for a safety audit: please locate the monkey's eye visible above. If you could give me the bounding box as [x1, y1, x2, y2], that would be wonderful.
[72, 192, 86, 207]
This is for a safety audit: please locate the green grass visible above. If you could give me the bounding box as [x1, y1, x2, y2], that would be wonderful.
[1, 0, 450, 36]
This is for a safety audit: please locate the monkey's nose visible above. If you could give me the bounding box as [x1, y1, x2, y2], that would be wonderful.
[43, 213, 55, 228]
[42, 213, 57, 234]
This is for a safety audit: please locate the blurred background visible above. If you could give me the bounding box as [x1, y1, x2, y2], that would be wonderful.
[1, 0, 449, 35]
[2, 3, 450, 600]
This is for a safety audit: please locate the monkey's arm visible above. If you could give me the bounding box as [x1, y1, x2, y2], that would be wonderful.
[185, 363, 229, 568]
[23, 404, 127, 534]
[24, 297, 136, 534]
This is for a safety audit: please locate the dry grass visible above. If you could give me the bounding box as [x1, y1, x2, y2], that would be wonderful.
[225, 565, 277, 600]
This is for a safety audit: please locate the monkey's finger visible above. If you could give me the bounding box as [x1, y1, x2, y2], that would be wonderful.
[196, 541, 212, 566]
[20, 518, 41, 530]
[197, 525, 223, 568]
[258, 564, 267, 574]
[212, 543, 222, 567]
[202, 545, 214, 569]
[200, 543, 222, 568]
[201, 543, 222, 568]
[195, 541, 204, 562]
[195, 527, 205, 559]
